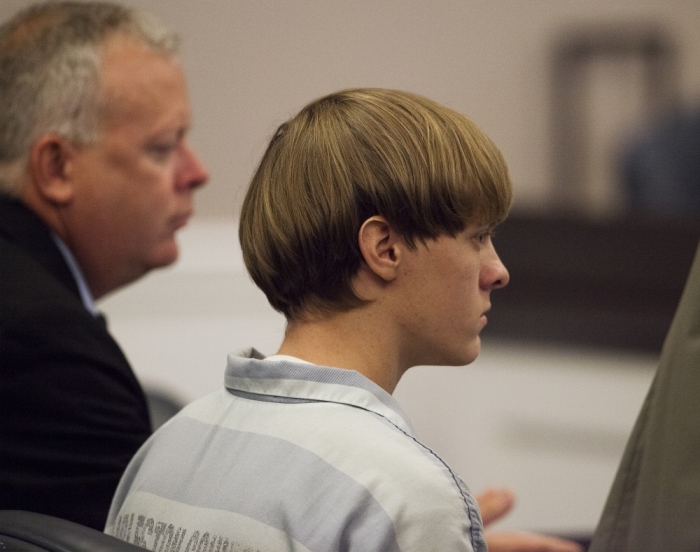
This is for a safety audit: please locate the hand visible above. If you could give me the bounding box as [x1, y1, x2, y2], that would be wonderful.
[475, 488, 585, 552]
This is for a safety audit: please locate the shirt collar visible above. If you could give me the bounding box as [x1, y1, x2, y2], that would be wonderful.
[264, 354, 313, 364]
[226, 348, 414, 435]
[51, 233, 99, 316]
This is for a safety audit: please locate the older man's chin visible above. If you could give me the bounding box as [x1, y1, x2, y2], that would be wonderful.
[152, 238, 181, 269]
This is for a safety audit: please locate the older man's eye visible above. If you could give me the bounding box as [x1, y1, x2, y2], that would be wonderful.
[147, 143, 175, 161]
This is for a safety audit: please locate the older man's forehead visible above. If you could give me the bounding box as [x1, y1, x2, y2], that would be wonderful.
[97, 33, 188, 123]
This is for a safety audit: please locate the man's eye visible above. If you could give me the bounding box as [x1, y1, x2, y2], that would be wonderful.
[148, 144, 175, 161]
[476, 230, 495, 245]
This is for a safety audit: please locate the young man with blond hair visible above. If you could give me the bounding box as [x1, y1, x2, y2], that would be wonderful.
[107, 89, 579, 552]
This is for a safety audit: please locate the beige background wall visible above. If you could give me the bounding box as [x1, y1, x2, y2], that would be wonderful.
[3, 0, 700, 217]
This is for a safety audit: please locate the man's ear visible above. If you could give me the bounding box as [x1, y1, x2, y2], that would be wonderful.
[357, 216, 403, 282]
[28, 134, 77, 205]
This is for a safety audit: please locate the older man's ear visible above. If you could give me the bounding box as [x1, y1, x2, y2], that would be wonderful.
[28, 134, 77, 205]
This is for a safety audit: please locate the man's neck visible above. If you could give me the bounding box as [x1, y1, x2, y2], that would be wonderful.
[277, 307, 405, 394]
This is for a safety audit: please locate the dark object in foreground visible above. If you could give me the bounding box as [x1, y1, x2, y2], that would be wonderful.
[589, 239, 700, 550]
[0, 510, 144, 552]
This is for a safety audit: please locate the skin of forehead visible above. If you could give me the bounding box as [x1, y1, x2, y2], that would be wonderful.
[97, 33, 188, 128]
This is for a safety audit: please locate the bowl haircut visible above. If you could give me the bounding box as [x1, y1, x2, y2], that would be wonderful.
[240, 88, 513, 322]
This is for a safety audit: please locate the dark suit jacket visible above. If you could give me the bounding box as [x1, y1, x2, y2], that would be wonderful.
[0, 195, 151, 530]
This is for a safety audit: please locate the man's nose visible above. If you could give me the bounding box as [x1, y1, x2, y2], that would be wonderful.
[480, 248, 509, 291]
[178, 141, 209, 191]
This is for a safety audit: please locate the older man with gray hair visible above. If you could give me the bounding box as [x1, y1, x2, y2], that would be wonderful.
[0, 1, 208, 529]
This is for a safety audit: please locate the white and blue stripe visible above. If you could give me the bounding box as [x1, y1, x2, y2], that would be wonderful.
[106, 349, 486, 552]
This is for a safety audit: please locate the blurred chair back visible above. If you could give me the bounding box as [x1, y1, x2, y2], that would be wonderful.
[144, 385, 186, 431]
[0, 510, 144, 552]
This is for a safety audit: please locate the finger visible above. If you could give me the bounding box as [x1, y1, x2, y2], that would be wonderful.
[475, 487, 516, 526]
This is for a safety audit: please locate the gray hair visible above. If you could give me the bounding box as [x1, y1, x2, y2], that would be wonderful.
[0, 1, 179, 196]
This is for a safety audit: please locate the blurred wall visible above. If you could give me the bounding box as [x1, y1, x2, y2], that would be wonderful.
[2, 0, 700, 215]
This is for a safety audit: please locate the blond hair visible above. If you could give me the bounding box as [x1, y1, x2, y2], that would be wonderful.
[240, 88, 512, 321]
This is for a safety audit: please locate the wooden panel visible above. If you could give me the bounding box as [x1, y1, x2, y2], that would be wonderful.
[486, 215, 700, 351]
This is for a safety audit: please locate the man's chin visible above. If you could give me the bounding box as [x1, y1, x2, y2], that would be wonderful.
[458, 338, 481, 366]
[432, 339, 481, 368]
[148, 241, 180, 270]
